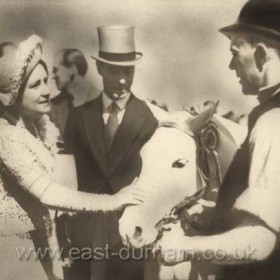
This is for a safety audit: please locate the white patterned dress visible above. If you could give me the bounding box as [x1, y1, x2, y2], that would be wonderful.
[0, 116, 62, 280]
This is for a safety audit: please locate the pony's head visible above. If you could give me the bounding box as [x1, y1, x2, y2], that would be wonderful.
[119, 104, 243, 248]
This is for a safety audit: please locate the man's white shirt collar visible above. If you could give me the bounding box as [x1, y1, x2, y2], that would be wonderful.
[102, 92, 131, 124]
[258, 82, 280, 104]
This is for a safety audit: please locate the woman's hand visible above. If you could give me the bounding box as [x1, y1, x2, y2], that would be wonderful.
[114, 178, 145, 208]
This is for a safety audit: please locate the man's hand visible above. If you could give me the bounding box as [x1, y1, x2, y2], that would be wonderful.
[154, 228, 193, 266]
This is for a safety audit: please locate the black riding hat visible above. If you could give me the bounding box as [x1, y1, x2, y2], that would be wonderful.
[220, 0, 280, 42]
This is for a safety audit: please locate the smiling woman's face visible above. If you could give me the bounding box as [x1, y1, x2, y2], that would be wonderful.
[21, 63, 51, 117]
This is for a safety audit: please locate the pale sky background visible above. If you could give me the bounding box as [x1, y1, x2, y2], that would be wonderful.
[0, 0, 257, 115]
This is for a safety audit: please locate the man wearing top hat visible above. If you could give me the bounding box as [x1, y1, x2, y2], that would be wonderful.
[156, 0, 280, 279]
[65, 25, 159, 280]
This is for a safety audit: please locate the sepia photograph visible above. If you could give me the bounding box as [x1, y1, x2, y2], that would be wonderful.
[0, 0, 279, 279]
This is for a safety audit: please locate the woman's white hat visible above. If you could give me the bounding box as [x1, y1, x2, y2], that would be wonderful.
[0, 35, 42, 106]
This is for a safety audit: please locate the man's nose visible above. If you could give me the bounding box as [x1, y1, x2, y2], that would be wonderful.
[229, 58, 235, 70]
[119, 78, 126, 85]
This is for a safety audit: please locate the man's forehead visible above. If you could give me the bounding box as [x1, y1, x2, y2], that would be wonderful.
[230, 33, 251, 50]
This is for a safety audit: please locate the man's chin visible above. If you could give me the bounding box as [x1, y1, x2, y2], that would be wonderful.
[241, 86, 257, 96]
[107, 90, 130, 100]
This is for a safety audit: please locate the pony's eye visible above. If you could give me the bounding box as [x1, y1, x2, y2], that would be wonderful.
[172, 158, 188, 168]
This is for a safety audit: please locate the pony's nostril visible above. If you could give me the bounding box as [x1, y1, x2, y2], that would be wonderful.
[133, 226, 143, 239]
[136, 226, 142, 235]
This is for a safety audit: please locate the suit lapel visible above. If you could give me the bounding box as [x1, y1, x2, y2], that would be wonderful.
[81, 96, 109, 176]
[108, 95, 149, 175]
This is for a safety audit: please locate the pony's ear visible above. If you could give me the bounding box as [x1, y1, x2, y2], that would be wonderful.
[187, 101, 219, 134]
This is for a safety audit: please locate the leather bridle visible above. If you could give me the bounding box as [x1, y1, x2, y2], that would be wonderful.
[150, 119, 222, 247]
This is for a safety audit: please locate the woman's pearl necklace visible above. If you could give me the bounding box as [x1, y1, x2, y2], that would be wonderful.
[31, 122, 43, 142]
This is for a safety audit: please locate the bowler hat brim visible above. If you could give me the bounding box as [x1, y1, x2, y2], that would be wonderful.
[220, 23, 280, 42]
[90, 52, 143, 66]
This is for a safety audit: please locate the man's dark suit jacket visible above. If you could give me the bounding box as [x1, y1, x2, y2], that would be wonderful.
[64, 93, 158, 253]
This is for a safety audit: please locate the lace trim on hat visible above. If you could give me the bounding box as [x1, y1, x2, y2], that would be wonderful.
[1, 35, 42, 106]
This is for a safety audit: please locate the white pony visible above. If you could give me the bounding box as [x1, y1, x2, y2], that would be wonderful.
[119, 102, 246, 280]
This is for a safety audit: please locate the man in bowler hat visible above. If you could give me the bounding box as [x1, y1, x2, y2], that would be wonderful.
[65, 25, 158, 280]
[156, 1, 280, 279]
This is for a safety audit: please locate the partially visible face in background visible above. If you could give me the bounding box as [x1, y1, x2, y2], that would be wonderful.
[53, 52, 73, 91]
[0, 43, 17, 92]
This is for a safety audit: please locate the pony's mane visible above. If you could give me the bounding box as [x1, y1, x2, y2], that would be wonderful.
[158, 111, 195, 136]
[160, 110, 193, 124]
[159, 110, 246, 146]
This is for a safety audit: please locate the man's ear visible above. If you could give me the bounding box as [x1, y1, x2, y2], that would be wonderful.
[67, 65, 76, 82]
[255, 43, 268, 72]
[71, 64, 78, 76]
[96, 61, 103, 76]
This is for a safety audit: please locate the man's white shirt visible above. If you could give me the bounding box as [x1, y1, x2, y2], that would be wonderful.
[102, 92, 130, 125]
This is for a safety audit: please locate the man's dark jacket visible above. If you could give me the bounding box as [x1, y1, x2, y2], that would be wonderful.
[64, 93, 158, 251]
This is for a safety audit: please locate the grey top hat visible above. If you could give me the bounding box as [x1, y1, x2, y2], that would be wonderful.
[220, 0, 280, 42]
[91, 25, 143, 66]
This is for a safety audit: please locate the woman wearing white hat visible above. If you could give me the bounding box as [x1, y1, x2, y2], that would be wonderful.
[0, 35, 144, 280]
